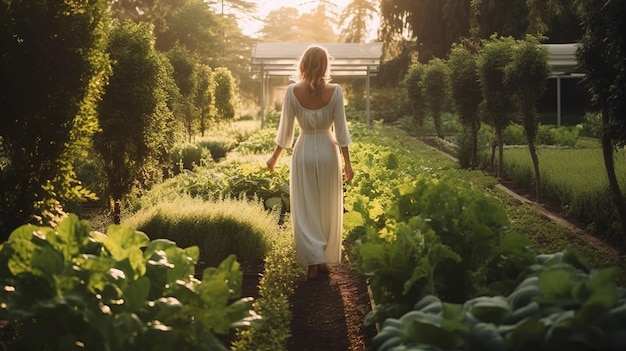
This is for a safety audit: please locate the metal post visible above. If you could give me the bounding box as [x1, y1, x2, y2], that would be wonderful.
[366, 68, 371, 125]
[556, 76, 562, 126]
[260, 65, 266, 129]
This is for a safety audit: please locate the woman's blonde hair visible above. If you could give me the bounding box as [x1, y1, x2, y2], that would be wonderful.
[295, 45, 331, 96]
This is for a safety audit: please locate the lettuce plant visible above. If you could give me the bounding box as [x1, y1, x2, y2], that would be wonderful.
[372, 251, 626, 351]
[0, 214, 259, 350]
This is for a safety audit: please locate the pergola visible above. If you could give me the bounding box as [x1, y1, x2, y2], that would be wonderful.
[251, 42, 383, 125]
[544, 43, 585, 125]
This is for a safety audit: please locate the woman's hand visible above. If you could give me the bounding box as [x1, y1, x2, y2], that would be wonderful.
[266, 156, 277, 172]
[344, 162, 354, 183]
[267, 146, 283, 172]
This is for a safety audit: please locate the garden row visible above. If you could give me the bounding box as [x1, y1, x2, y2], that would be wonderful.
[342, 124, 626, 351]
[2, 121, 625, 351]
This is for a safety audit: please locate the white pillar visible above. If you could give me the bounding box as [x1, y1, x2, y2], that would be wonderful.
[260, 65, 266, 128]
[366, 68, 371, 125]
[556, 76, 562, 126]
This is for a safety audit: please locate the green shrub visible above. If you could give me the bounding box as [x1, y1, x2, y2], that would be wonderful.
[551, 124, 582, 147]
[219, 120, 261, 144]
[0, 214, 257, 351]
[261, 109, 281, 129]
[234, 128, 286, 156]
[581, 111, 602, 138]
[197, 136, 238, 161]
[371, 87, 411, 124]
[345, 104, 367, 123]
[168, 142, 212, 174]
[504, 124, 580, 147]
[231, 216, 301, 351]
[123, 197, 282, 267]
[504, 123, 526, 145]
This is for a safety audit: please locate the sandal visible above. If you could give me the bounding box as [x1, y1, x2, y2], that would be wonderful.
[307, 265, 318, 280]
[318, 263, 330, 274]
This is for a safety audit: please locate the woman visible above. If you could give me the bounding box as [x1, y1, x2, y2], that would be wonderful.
[266, 45, 353, 280]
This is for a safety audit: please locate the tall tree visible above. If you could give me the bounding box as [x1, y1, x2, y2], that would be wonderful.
[196, 64, 216, 137]
[95, 21, 173, 224]
[477, 0, 528, 40]
[258, 7, 300, 42]
[110, 0, 191, 34]
[156, 0, 223, 56]
[422, 58, 451, 139]
[298, 4, 339, 43]
[478, 35, 516, 179]
[339, 0, 378, 43]
[214, 67, 239, 122]
[505, 36, 550, 202]
[167, 45, 199, 142]
[448, 43, 483, 169]
[0, 0, 110, 238]
[380, 0, 469, 62]
[525, 0, 563, 37]
[577, 0, 626, 247]
[404, 62, 427, 136]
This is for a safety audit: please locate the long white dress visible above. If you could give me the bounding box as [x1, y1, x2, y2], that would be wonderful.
[274, 83, 352, 266]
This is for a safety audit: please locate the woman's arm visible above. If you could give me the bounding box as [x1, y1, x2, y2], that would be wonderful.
[341, 146, 353, 183]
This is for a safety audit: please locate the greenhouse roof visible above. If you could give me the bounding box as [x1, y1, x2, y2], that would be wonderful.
[251, 42, 383, 77]
[545, 43, 582, 76]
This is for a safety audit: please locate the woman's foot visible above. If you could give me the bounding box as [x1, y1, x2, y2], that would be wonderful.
[307, 265, 318, 280]
[318, 263, 330, 274]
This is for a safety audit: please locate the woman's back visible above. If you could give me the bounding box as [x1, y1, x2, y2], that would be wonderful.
[292, 82, 337, 110]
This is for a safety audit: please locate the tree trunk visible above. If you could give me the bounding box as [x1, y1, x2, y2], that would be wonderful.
[434, 113, 443, 139]
[527, 139, 541, 203]
[490, 140, 497, 175]
[471, 122, 480, 169]
[113, 199, 121, 225]
[496, 126, 504, 179]
[600, 110, 626, 249]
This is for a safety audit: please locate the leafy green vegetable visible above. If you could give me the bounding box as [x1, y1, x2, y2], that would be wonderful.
[0, 214, 259, 350]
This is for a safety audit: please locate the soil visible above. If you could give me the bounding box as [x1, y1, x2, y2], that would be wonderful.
[227, 260, 376, 351]
[286, 262, 377, 351]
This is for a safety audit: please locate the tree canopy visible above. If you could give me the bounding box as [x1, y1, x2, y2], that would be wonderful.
[0, 0, 111, 238]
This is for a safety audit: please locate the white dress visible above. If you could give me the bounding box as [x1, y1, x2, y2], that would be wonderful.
[274, 83, 352, 266]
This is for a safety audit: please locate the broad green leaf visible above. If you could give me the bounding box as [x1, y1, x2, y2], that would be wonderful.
[226, 297, 262, 329]
[7, 239, 39, 276]
[537, 269, 578, 299]
[343, 211, 365, 230]
[264, 197, 282, 210]
[467, 296, 511, 324]
[53, 275, 81, 295]
[466, 323, 505, 351]
[576, 278, 619, 323]
[124, 276, 151, 311]
[78, 253, 116, 272]
[31, 245, 64, 280]
[8, 224, 50, 241]
[99, 225, 150, 260]
[506, 319, 548, 351]
[55, 214, 91, 260]
[183, 246, 200, 263]
[402, 313, 465, 349]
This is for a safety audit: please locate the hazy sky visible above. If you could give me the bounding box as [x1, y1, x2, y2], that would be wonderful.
[220, 0, 380, 40]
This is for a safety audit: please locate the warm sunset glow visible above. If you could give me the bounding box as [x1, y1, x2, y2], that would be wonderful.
[221, 0, 380, 41]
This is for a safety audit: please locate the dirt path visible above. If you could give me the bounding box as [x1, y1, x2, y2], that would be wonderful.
[287, 263, 377, 351]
